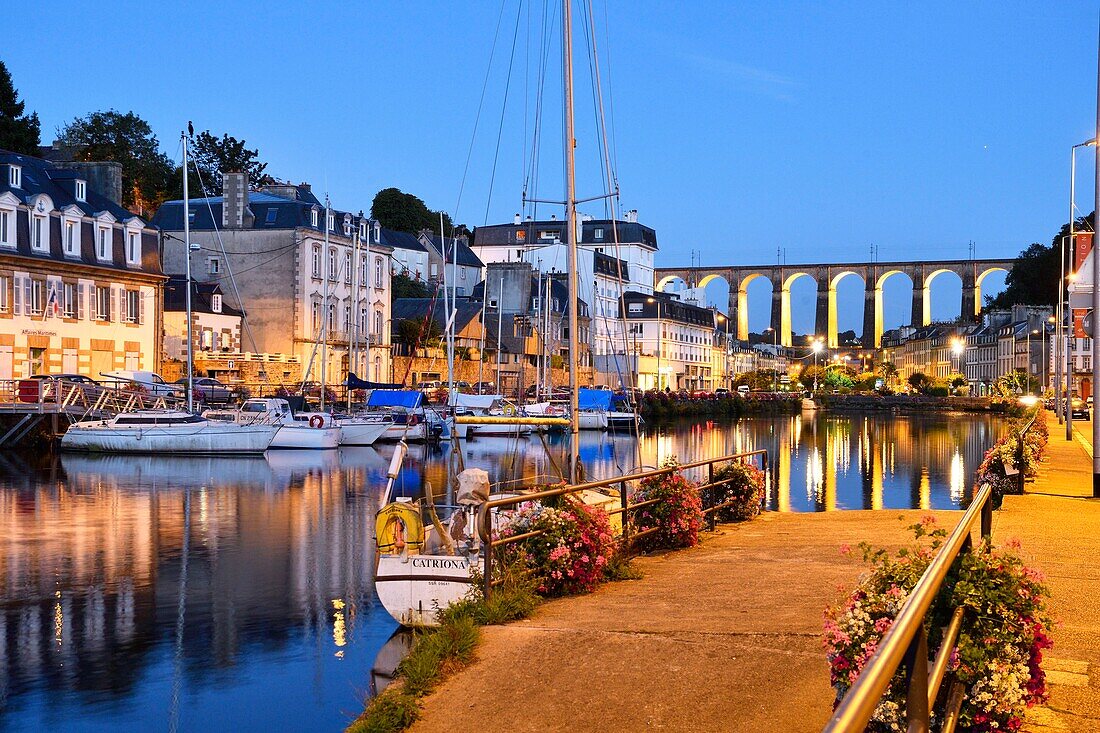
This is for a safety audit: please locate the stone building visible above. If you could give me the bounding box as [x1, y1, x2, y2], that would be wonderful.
[0, 149, 163, 380]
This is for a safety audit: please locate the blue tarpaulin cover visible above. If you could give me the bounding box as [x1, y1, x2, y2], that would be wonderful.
[578, 388, 612, 411]
[367, 390, 424, 408]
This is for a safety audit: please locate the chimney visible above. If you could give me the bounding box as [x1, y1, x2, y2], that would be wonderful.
[62, 161, 123, 206]
[222, 171, 249, 228]
[514, 213, 521, 225]
[624, 209, 638, 223]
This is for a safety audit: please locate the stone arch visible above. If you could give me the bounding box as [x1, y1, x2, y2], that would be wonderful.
[826, 270, 864, 348]
[870, 270, 914, 348]
[921, 268, 963, 325]
[734, 272, 772, 341]
[779, 271, 817, 347]
[655, 274, 685, 292]
[974, 266, 1009, 316]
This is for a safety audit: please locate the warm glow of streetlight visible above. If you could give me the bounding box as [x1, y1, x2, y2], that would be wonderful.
[812, 341, 824, 354]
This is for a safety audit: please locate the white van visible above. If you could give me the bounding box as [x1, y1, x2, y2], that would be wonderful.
[100, 370, 176, 397]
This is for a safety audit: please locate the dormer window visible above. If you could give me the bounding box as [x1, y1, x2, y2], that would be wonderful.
[97, 226, 111, 261]
[75, 180, 86, 201]
[594, 228, 604, 240]
[327, 212, 335, 231]
[311, 209, 319, 227]
[126, 231, 140, 265]
[8, 166, 21, 188]
[360, 222, 367, 239]
[343, 216, 351, 236]
[373, 222, 380, 243]
[211, 294, 222, 313]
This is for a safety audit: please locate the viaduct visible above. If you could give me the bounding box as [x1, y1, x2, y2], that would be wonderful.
[654, 259, 1014, 348]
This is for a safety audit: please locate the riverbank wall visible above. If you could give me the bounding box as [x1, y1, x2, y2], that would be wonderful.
[820, 394, 1010, 413]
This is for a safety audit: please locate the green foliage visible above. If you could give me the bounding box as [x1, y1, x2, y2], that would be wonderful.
[345, 688, 419, 733]
[57, 109, 174, 212]
[907, 371, 931, 392]
[986, 217, 1093, 309]
[391, 272, 433, 300]
[188, 130, 269, 191]
[439, 567, 539, 626]
[371, 187, 454, 235]
[633, 460, 703, 551]
[602, 551, 643, 581]
[394, 317, 442, 349]
[0, 61, 40, 155]
[397, 617, 479, 697]
[709, 461, 766, 522]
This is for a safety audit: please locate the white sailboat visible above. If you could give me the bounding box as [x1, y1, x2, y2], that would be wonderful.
[202, 398, 341, 450]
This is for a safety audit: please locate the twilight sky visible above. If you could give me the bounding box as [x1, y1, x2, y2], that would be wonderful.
[5, 1, 1098, 335]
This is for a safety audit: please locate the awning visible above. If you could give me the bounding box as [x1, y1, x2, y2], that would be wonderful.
[367, 390, 424, 409]
[578, 388, 613, 411]
[346, 372, 404, 390]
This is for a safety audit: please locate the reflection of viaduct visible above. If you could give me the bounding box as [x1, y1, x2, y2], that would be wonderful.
[655, 259, 1013, 347]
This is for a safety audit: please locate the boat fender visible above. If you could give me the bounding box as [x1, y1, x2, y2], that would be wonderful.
[309, 414, 325, 429]
[407, 414, 420, 427]
[376, 502, 425, 554]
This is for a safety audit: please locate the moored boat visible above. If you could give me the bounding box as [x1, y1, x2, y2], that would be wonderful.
[203, 398, 341, 450]
[61, 410, 278, 454]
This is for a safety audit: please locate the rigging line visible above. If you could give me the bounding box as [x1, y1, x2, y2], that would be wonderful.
[189, 157, 259, 353]
[526, 0, 557, 221]
[579, 0, 610, 217]
[521, 0, 531, 205]
[483, 0, 526, 226]
[453, 0, 511, 223]
[601, 0, 620, 202]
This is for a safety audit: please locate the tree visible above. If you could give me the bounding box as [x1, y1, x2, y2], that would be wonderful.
[57, 110, 174, 212]
[371, 187, 455, 235]
[394, 317, 442, 350]
[187, 130, 269, 193]
[0, 61, 39, 155]
[987, 215, 1094, 310]
[908, 372, 931, 393]
[391, 272, 433, 301]
[878, 361, 898, 384]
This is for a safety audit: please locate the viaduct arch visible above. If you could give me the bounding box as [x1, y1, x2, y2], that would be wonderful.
[654, 259, 1012, 348]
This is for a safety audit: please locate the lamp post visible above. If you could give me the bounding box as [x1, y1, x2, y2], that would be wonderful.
[717, 313, 730, 389]
[812, 338, 824, 393]
[1066, 138, 1095, 442]
[764, 327, 778, 392]
[952, 337, 965, 394]
[647, 296, 660, 390]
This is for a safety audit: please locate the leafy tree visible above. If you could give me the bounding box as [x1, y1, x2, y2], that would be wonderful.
[189, 130, 269, 192]
[392, 272, 433, 301]
[878, 361, 898, 384]
[371, 187, 456, 235]
[907, 371, 931, 393]
[987, 215, 1093, 310]
[0, 61, 40, 155]
[57, 110, 174, 212]
[394, 317, 442, 350]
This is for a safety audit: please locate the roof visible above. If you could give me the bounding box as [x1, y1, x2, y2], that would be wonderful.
[469, 274, 579, 315]
[381, 228, 428, 252]
[0, 149, 161, 275]
[472, 218, 659, 250]
[392, 297, 482, 334]
[424, 234, 484, 268]
[164, 275, 243, 316]
[620, 290, 715, 327]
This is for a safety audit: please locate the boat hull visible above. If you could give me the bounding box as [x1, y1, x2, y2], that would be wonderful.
[375, 553, 477, 626]
[60, 423, 278, 454]
[269, 425, 341, 449]
[577, 411, 609, 430]
[336, 419, 392, 446]
[378, 422, 429, 442]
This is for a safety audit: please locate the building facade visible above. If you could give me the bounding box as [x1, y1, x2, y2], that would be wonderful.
[0, 151, 163, 380]
[619, 291, 717, 391]
[154, 174, 393, 387]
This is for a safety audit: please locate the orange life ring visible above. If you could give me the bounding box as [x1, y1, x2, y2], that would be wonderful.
[309, 414, 324, 429]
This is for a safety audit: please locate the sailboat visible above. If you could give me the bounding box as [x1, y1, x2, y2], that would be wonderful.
[373, 0, 598, 625]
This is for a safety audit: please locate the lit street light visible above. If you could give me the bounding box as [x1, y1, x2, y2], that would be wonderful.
[763, 327, 778, 392]
[812, 337, 824, 393]
[1066, 139, 1096, 438]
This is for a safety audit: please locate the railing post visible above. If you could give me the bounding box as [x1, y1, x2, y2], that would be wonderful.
[619, 480, 630, 545]
[904, 626, 930, 733]
[479, 504, 493, 601]
[706, 461, 716, 531]
[980, 487, 992, 540]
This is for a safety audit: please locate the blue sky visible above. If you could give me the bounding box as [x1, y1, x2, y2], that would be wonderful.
[5, 1, 1097, 335]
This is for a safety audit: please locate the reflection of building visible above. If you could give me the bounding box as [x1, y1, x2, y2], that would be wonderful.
[0, 150, 164, 379]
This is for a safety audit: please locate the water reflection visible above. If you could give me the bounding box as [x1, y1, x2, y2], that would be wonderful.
[0, 411, 1001, 731]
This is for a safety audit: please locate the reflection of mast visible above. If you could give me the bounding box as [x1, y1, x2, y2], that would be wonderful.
[168, 489, 191, 733]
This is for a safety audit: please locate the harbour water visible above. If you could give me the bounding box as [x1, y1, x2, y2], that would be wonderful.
[0, 411, 1003, 732]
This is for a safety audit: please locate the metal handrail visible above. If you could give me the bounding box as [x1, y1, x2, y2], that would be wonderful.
[476, 449, 769, 598]
[823, 483, 993, 733]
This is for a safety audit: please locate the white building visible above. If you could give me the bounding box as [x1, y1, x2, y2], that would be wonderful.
[619, 290, 717, 390]
[0, 152, 163, 379]
[472, 214, 657, 384]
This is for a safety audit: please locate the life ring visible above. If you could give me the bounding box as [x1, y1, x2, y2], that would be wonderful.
[375, 502, 425, 554]
[308, 414, 324, 429]
[504, 405, 516, 416]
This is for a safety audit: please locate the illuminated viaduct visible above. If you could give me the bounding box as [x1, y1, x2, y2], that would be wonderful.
[654, 259, 1013, 348]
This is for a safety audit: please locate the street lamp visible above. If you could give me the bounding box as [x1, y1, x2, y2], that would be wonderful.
[1065, 139, 1095, 438]
[763, 326, 778, 391]
[811, 338, 824, 392]
[951, 337, 965, 394]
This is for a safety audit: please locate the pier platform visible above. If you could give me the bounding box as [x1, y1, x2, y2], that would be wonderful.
[410, 413, 1100, 733]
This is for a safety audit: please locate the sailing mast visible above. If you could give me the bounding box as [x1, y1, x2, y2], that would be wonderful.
[444, 213, 455, 401]
[321, 195, 330, 412]
[181, 129, 195, 413]
[349, 217, 361, 412]
[563, 0, 580, 483]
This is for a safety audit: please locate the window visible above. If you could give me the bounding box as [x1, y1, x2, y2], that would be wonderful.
[97, 227, 111, 260]
[127, 232, 140, 264]
[360, 222, 367, 239]
[32, 216, 47, 252]
[311, 245, 321, 278]
[28, 279, 45, 315]
[63, 348, 77, 372]
[75, 180, 86, 201]
[343, 304, 351, 332]
[311, 209, 319, 227]
[265, 207, 278, 225]
[327, 212, 335, 231]
[211, 294, 222, 313]
[327, 303, 336, 331]
[28, 347, 45, 374]
[311, 300, 321, 333]
[8, 166, 21, 188]
[374, 257, 383, 288]
[343, 218, 351, 236]
[373, 222, 381, 243]
[344, 252, 352, 284]
[628, 302, 643, 313]
[359, 254, 367, 286]
[208, 257, 221, 275]
[0, 275, 8, 313]
[594, 228, 604, 240]
[328, 248, 337, 281]
[374, 310, 383, 337]
[63, 282, 76, 318]
[125, 290, 141, 323]
[65, 220, 79, 256]
[0, 210, 9, 245]
[95, 286, 110, 321]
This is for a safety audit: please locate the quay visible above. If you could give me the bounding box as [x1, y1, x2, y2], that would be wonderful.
[409, 413, 1100, 733]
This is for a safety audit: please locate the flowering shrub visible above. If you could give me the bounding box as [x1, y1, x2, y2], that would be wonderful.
[632, 460, 703, 551]
[710, 460, 766, 522]
[497, 497, 614, 597]
[975, 408, 1048, 505]
[824, 519, 1052, 732]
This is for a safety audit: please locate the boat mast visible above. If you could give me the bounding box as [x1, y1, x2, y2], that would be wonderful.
[181, 130, 195, 414]
[444, 213, 455, 401]
[563, 0, 580, 482]
[321, 195, 330, 412]
[496, 276, 504, 392]
[349, 217, 361, 412]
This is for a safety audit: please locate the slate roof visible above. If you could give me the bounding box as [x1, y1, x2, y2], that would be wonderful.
[472, 218, 659, 250]
[0, 149, 162, 276]
[380, 228, 427, 252]
[424, 234, 484, 268]
[164, 275, 244, 316]
[151, 186, 368, 236]
[392, 297, 482, 333]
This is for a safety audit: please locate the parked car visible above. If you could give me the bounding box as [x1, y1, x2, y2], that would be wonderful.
[100, 370, 176, 398]
[17, 374, 100, 403]
[173, 377, 233, 404]
[1071, 399, 1090, 420]
[715, 387, 730, 396]
[474, 381, 497, 395]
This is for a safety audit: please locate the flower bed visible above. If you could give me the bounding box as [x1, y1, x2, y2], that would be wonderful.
[824, 519, 1052, 732]
[975, 408, 1048, 505]
[709, 460, 766, 522]
[496, 497, 615, 596]
[632, 461, 703, 551]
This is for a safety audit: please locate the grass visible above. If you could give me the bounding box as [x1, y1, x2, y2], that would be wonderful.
[603, 551, 644, 581]
[345, 688, 419, 733]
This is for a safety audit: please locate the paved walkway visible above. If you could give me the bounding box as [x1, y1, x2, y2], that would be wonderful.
[411, 414, 1100, 733]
